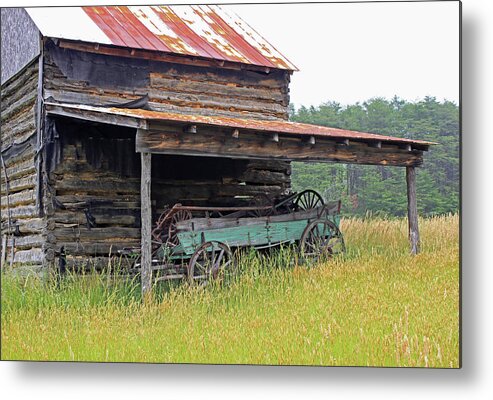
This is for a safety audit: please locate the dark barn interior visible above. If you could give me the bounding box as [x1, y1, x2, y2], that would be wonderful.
[45, 117, 291, 270]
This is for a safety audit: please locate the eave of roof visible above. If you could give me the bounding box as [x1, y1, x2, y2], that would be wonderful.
[44, 102, 435, 148]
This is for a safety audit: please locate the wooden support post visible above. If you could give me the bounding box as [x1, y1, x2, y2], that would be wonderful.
[140, 152, 152, 298]
[406, 166, 420, 255]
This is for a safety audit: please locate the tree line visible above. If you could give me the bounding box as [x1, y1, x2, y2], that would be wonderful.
[289, 96, 459, 216]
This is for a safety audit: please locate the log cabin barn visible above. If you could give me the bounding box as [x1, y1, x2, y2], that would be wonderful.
[1, 5, 432, 288]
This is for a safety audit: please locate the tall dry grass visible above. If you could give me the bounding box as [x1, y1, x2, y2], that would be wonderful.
[1, 215, 459, 367]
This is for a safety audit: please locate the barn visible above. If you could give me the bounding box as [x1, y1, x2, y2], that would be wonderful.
[1, 5, 432, 290]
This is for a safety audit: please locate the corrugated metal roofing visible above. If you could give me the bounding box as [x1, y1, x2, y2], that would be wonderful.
[44, 102, 433, 147]
[25, 5, 297, 71]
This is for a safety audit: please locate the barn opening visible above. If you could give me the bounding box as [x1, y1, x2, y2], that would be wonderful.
[46, 117, 292, 271]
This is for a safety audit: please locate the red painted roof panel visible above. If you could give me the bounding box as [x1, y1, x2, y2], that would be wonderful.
[27, 5, 297, 70]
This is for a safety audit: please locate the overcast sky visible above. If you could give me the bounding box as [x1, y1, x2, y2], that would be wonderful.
[226, 1, 460, 109]
[9, 0, 460, 109]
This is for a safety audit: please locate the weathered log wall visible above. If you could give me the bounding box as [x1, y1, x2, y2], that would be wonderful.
[1, 60, 43, 267]
[43, 41, 290, 121]
[46, 118, 291, 269]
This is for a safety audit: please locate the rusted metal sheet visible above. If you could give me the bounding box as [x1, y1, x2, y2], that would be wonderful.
[25, 5, 297, 71]
[45, 102, 434, 147]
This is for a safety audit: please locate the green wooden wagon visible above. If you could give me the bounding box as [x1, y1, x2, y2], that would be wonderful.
[141, 190, 344, 284]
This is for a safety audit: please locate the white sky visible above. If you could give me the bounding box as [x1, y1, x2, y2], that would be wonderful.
[226, 1, 460, 108]
[4, 0, 460, 108]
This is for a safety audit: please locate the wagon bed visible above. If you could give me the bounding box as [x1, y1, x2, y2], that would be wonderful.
[128, 190, 345, 284]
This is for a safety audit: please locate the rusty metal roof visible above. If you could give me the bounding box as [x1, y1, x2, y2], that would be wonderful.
[44, 102, 434, 147]
[26, 5, 297, 71]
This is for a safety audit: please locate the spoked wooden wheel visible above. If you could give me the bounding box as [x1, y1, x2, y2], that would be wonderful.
[294, 190, 324, 211]
[187, 241, 235, 285]
[300, 219, 345, 261]
[167, 209, 192, 245]
[250, 193, 275, 217]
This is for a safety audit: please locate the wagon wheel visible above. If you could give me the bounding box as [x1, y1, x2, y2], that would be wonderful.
[250, 193, 275, 217]
[152, 206, 172, 245]
[187, 241, 235, 285]
[167, 209, 192, 246]
[294, 190, 324, 211]
[300, 219, 345, 262]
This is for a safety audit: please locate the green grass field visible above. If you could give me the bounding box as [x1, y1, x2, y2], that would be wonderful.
[1, 215, 459, 367]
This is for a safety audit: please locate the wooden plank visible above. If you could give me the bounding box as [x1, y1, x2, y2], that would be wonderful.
[136, 130, 424, 167]
[44, 103, 147, 129]
[406, 166, 420, 255]
[177, 219, 308, 255]
[58, 40, 285, 74]
[140, 151, 152, 297]
[175, 205, 335, 232]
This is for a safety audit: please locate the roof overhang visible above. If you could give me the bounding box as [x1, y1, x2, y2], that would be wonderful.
[45, 102, 434, 167]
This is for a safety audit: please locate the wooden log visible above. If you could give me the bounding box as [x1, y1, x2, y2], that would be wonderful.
[7, 234, 44, 250]
[0, 158, 36, 182]
[14, 218, 47, 234]
[1, 119, 36, 148]
[54, 211, 138, 227]
[7, 248, 44, 264]
[0, 72, 38, 111]
[246, 160, 291, 173]
[140, 151, 152, 297]
[64, 255, 137, 271]
[1, 61, 38, 100]
[52, 176, 140, 194]
[53, 241, 141, 256]
[136, 130, 424, 167]
[0, 90, 37, 123]
[1, 205, 37, 220]
[54, 194, 140, 204]
[148, 88, 287, 116]
[150, 74, 287, 103]
[0, 189, 36, 209]
[53, 226, 141, 241]
[0, 174, 37, 194]
[0, 141, 36, 168]
[406, 166, 420, 255]
[239, 169, 290, 185]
